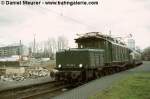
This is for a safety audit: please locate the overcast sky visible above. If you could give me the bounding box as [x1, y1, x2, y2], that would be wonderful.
[0, 0, 150, 49]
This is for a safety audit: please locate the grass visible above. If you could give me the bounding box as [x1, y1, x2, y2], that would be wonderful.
[89, 72, 150, 99]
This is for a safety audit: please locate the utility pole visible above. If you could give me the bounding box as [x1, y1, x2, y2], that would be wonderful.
[33, 33, 36, 57]
[109, 30, 111, 36]
[19, 40, 22, 61]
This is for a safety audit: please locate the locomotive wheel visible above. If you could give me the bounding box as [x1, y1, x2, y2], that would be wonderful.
[85, 70, 94, 81]
[98, 71, 102, 78]
[94, 71, 100, 79]
[77, 75, 83, 84]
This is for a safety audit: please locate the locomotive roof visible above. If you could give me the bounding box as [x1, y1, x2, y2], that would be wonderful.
[58, 48, 104, 53]
[75, 32, 127, 47]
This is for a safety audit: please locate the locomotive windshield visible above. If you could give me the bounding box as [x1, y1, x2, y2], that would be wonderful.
[76, 38, 105, 49]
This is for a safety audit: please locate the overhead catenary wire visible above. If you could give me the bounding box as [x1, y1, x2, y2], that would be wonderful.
[35, 6, 98, 30]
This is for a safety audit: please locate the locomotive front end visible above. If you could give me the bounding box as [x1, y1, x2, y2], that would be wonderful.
[55, 49, 90, 82]
[54, 48, 104, 83]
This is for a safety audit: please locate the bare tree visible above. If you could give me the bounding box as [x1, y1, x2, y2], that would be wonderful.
[57, 35, 68, 51]
[28, 36, 68, 59]
[46, 38, 57, 59]
[142, 46, 150, 60]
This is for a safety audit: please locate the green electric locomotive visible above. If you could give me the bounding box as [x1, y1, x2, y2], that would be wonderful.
[55, 32, 142, 82]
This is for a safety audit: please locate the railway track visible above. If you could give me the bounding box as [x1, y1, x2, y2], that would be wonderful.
[21, 83, 71, 99]
[0, 65, 142, 99]
[0, 80, 70, 99]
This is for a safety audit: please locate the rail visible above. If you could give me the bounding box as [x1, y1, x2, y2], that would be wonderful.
[0, 81, 68, 99]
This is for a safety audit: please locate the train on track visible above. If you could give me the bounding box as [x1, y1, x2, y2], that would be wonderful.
[53, 32, 142, 83]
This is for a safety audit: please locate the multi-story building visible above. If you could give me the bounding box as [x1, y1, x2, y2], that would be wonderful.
[0, 45, 28, 57]
[0, 45, 29, 66]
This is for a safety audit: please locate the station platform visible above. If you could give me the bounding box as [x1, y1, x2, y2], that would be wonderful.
[0, 76, 53, 92]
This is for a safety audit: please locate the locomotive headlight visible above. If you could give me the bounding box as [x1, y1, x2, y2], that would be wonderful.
[79, 64, 83, 68]
[58, 64, 61, 68]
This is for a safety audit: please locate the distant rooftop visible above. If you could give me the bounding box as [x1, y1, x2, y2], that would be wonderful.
[0, 43, 23, 48]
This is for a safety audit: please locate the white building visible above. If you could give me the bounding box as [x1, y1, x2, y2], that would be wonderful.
[127, 39, 135, 50]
